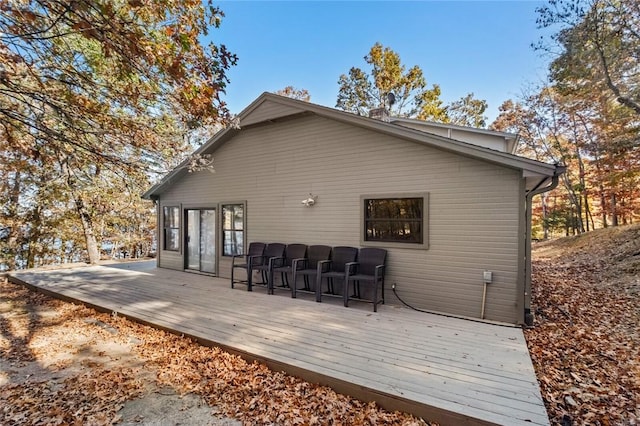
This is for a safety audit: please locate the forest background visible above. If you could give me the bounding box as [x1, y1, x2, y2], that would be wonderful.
[1, 0, 638, 270]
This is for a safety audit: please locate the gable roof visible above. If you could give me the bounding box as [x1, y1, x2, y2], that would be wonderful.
[143, 93, 564, 199]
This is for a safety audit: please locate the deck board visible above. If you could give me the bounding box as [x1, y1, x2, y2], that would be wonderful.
[9, 262, 549, 426]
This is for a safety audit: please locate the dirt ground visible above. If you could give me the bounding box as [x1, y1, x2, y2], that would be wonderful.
[0, 277, 430, 425]
[0, 279, 240, 425]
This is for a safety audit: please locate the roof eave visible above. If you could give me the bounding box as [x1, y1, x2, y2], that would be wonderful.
[314, 108, 559, 177]
[251, 95, 556, 176]
[142, 93, 561, 199]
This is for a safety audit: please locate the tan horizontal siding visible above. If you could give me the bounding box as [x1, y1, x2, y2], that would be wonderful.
[159, 113, 523, 323]
[159, 251, 183, 271]
[241, 101, 303, 126]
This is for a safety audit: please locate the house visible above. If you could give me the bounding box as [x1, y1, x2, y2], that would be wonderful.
[143, 93, 564, 324]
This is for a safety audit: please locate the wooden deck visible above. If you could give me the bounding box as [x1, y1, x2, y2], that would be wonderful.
[9, 262, 548, 426]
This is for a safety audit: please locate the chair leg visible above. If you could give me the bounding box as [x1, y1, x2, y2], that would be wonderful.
[231, 266, 235, 289]
[291, 270, 297, 298]
[372, 279, 378, 312]
[344, 279, 350, 307]
[303, 275, 310, 291]
[350, 281, 358, 298]
[268, 268, 274, 295]
[247, 266, 253, 292]
[315, 276, 323, 302]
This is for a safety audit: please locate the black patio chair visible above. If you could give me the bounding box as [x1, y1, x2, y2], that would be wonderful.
[248, 243, 286, 292]
[269, 244, 307, 294]
[290, 245, 331, 299]
[230, 242, 265, 290]
[315, 246, 358, 303]
[344, 248, 387, 312]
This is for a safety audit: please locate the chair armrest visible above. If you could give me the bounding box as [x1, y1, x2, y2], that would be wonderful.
[374, 264, 385, 279]
[231, 253, 246, 266]
[269, 256, 284, 269]
[344, 261, 359, 276]
[248, 254, 264, 267]
[292, 258, 307, 270]
[317, 259, 332, 273]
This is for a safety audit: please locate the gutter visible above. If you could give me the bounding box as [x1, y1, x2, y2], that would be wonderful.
[523, 164, 566, 326]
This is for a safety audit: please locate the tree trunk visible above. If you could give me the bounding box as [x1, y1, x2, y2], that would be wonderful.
[6, 170, 21, 270]
[598, 184, 608, 228]
[75, 196, 101, 264]
[611, 193, 619, 226]
[60, 156, 101, 264]
[575, 149, 587, 234]
[585, 196, 595, 231]
[577, 197, 585, 234]
[542, 193, 549, 239]
[562, 174, 585, 233]
[26, 206, 42, 269]
[583, 193, 593, 232]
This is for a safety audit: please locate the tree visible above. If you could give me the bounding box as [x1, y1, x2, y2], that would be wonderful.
[0, 0, 237, 266]
[447, 93, 488, 128]
[494, 0, 640, 236]
[275, 86, 311, 102]
[532, 0, 640, 230]
[491, 90, 592, 235]
[492, 85, 640, 234]
[536, 0, 640, 116]
[1, 0, 236, 165]
[536, 0, 640, 228]
[336, 42, 447, 120]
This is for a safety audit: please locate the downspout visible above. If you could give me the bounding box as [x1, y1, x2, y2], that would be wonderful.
[523, 165, 565, 326]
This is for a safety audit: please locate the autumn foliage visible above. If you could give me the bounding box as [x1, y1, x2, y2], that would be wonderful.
[490, 0, 640, 236]
[1, 0, 237, 268]
[335, 43, 487, 126]
[526, 224, 640, 424]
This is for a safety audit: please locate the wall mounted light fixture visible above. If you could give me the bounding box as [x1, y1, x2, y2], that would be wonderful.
[301, 193, 318, 207]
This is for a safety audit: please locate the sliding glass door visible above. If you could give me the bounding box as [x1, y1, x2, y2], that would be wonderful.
[186, 209, 216, 274]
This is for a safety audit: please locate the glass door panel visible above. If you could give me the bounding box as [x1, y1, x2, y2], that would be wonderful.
[186, 209, 216, 274]
[186, 210, 200, 270]
[200, 209, 216, 273]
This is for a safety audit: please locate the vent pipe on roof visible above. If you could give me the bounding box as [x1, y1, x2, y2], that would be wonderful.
[369, 107, 390, 122]
[369, 93, 395, 122]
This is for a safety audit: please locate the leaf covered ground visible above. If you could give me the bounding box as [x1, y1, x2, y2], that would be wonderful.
[527, 224, 640, 425]
[0, 277, 432, 425]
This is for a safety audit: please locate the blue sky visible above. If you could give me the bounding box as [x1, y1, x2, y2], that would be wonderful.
[213, 1, 551, 124]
